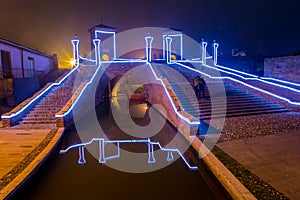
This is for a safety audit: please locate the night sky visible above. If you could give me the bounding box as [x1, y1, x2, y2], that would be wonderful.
[1, 0, 299, 66]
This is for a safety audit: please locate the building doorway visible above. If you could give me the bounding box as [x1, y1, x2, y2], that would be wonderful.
[27, 57, 35, 77]
[1, 50, 12, 79]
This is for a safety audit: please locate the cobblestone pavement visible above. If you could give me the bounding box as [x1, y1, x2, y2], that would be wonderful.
[216, 112, 300, 142]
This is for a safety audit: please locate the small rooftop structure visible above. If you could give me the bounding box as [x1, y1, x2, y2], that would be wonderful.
[88, 23, 116, 61]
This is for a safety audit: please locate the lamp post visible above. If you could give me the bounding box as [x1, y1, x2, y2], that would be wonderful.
[166, 37, 172, 64]
[213, 40, 219, 65]
[71, 35, 80, 67]
[145, 36, 154, 62]
[93, 39, 101, 66]
[201, 39, 207, 64]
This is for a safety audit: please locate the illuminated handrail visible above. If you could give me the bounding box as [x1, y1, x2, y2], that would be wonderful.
[176, 60, 300, 92]
[261, 77, 300, 87]
[55, 60, 148, 118]
[1, 65, 79, 120]
[148, 63, 200, 125]
[176, 62, 300, 106]
[212, 63, 300, 92]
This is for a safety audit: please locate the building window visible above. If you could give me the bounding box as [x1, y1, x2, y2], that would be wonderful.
[1, 50, 13, 79]
[27, 57, 35, 77]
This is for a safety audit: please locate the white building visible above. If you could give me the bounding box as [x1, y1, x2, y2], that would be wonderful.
[0, 38, 56, 79]
[0, 38, 57, 106]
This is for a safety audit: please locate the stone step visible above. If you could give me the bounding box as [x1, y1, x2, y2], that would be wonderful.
[200, 108, 290, 120]
[180, 99, 268, 107]
[199, 106, 286, 116]
[181, 100, 279, 109]
[21, 120, 56, 124]
[32, 108, 60, 112]
[199, 102, 281, 110]
[17, 123, 57, 129]
[27, 113, 55, 118]
[200, 106, 289, 117]
[33, 105, 63, 111]
[23, 117, 56, 121]
[177, 94, 259, 101]
[30, 109, 57, 113]
[38, 102, 67, 106]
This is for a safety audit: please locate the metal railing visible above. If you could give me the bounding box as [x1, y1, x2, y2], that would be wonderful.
[0, 68, 45, 79]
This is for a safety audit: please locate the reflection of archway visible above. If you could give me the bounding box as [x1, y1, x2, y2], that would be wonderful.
[109, 76, 122, 112]
[110, 75, 147, 118]
[110, 76, 123, 97]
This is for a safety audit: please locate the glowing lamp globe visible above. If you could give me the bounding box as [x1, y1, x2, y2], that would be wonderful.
[102, 54, 110, 61]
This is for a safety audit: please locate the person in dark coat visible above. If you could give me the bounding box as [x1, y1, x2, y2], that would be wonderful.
[193, 76, 200, 98]
[198, 77, 206, 98]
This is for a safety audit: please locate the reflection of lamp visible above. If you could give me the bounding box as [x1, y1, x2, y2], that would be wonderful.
[129, 103, 148, 118]
[171, 54, 177, 60]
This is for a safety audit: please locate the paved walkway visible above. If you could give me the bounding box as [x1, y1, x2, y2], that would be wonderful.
[0, 129, 50, 178]
[217, 130, 300, 200]
[0, 128, 63, 199]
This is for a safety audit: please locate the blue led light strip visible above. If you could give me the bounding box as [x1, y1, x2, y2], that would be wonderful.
[60, 137, 198, 170]
[213, 63, 300, 92]
[145, 36, 154, 62]
[148, 63, 200, 125]
[261, 77, 300, 87]
[162, 33, 183, 60]
[201, 40, 207, 64]
[55, 61, 147, 118]
[79, 56, 96, 63]
[166, 37, 172, 64]
[94, 30, 116, 60]
[93, 39, 101, 66]
[213, 41, 219, 65]
[215, 64, 258, 78]
[182, 61, 300, 93]
[72, 38, 80, 65]
[2, 38, 82, 119]
[2, 64, 80, 119]
[176, 63, 300, 106]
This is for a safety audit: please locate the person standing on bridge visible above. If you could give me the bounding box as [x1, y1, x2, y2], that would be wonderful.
[198, 77, 206, 99]
[193, 76, 206, 99]
[193, 76, 200, 98]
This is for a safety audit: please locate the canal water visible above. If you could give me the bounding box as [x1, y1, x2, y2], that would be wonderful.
[9, 101, 231, 200]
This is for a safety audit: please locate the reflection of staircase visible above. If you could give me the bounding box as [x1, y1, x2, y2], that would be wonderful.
[155, 64, 290, 121]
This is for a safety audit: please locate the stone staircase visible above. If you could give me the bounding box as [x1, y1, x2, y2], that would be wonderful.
[155, 64, 290, 121]
[17, 75, 75, 128]
[15, 65, 97, 129]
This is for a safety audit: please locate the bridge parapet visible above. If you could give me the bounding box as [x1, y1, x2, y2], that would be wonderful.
[56, 82, 86, 127]
[1, 82, 52, 127]
[145, 64, 199, 138]
[1, 65, 78, 127]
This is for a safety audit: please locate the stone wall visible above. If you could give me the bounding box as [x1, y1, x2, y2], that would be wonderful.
[264, 55, 300, 82]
